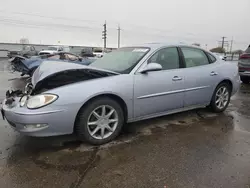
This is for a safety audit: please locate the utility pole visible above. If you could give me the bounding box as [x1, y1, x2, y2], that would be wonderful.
[221, 36, 226, 49]
[102, 21, 107, 51]
[117, 25, 121, 48]
[218, 37, 229, 53]
[230, 37, 233, 53]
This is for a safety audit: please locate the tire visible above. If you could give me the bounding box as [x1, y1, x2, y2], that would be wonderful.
[210, 82, 231, 113]
[75, 97, 124, 145]
[240, 76, 249, 84]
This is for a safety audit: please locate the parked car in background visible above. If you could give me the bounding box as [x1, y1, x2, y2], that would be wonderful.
[212, 52, 226, 61]
[9, 52, 96, 76]
[80, 48, 95, 57]
[93, 49, 105, 58]
[7, 45, 38, 58]
[38, 46, 70, 55]
[238, 45, 250, 84]
[1, 43, 240, 145]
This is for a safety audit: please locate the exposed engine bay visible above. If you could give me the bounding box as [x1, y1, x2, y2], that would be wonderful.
[32, 69, 117, 94]
[4, 68, 117, 106]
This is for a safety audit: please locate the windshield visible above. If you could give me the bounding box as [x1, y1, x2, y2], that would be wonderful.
[48, 47, 58, 51]
[90, 47, 149, 73]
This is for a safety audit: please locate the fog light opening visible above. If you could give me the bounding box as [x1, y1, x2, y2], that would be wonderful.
[24, 124, 48, 130]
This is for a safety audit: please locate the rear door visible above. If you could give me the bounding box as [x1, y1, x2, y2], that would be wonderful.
[180, 47, 218, 107]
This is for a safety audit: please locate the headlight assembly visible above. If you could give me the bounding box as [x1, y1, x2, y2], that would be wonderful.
[20, 95, 28, 107]
[27, 94, 58, 109]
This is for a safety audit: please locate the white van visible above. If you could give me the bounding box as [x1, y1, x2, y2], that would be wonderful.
[39, 46, 70, 55]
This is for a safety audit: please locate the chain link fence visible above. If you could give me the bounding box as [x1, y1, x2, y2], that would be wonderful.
[225, 53, 241, 61]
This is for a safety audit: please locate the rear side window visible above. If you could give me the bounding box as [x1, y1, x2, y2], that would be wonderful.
[181, 47, 209, 68]
[207, 53, 216, 63]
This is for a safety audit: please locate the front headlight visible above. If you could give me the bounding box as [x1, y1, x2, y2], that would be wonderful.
[20, 95, 28, 107]
[27, 94, 58, 109]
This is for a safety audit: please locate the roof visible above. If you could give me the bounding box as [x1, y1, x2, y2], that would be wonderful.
[125, 42, 199, 51]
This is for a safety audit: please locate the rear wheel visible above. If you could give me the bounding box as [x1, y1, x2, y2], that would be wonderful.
[210, 82, 231, 113]
[240, 76, 249, 84]
[75, 97, 124, 145]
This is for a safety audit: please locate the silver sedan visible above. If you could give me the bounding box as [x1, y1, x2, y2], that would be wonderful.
[1, 43, 240, 145]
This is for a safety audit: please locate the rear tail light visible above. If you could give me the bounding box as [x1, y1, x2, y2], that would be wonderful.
[239, 54, 250, 59]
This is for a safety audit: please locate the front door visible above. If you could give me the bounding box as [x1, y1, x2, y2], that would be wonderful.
[180, 47, 218, 107]
[133, 47, 185, 119]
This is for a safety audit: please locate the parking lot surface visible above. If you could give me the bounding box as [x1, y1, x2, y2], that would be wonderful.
[0, 59, 250, 188]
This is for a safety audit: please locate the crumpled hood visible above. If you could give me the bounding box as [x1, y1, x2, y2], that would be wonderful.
[31, 61, 118, 87]
[21, 57, 42, 67]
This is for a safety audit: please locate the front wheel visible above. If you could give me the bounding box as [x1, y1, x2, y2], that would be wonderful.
[210, 83, 231, 113]
[75, 97, 124, 145]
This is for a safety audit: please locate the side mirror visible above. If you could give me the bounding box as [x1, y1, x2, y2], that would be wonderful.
[138, 63, 162, 73]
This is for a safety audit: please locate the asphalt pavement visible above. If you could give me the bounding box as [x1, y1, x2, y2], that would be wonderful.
[0, 59, 250, 188]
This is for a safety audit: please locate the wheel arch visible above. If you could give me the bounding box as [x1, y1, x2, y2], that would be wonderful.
[217, 79, 233, 93]
[74, 93, 128, 131]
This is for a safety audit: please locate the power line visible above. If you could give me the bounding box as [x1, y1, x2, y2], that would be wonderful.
[0, 10, 223, 39]
[1, 18, 212, 43]
[2, 13, 246, 49]
[0, 9, 101, 24]
[0, 18, 102, 31]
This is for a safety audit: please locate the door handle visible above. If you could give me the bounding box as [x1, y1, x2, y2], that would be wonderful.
[210, 71, 218, 76]
[172, 76, 182, 81]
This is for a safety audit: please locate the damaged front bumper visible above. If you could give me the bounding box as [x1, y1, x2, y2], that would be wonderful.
[1, 88, 70, 137]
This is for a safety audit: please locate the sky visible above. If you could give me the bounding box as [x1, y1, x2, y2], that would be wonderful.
[0, 0, 249, 50]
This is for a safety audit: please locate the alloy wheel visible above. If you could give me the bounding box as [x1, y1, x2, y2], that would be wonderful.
[215, 86, 229, 109]
[87, 105, 118, 140]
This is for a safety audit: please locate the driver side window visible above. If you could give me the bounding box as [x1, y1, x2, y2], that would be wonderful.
[148, 47, 180, 70]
